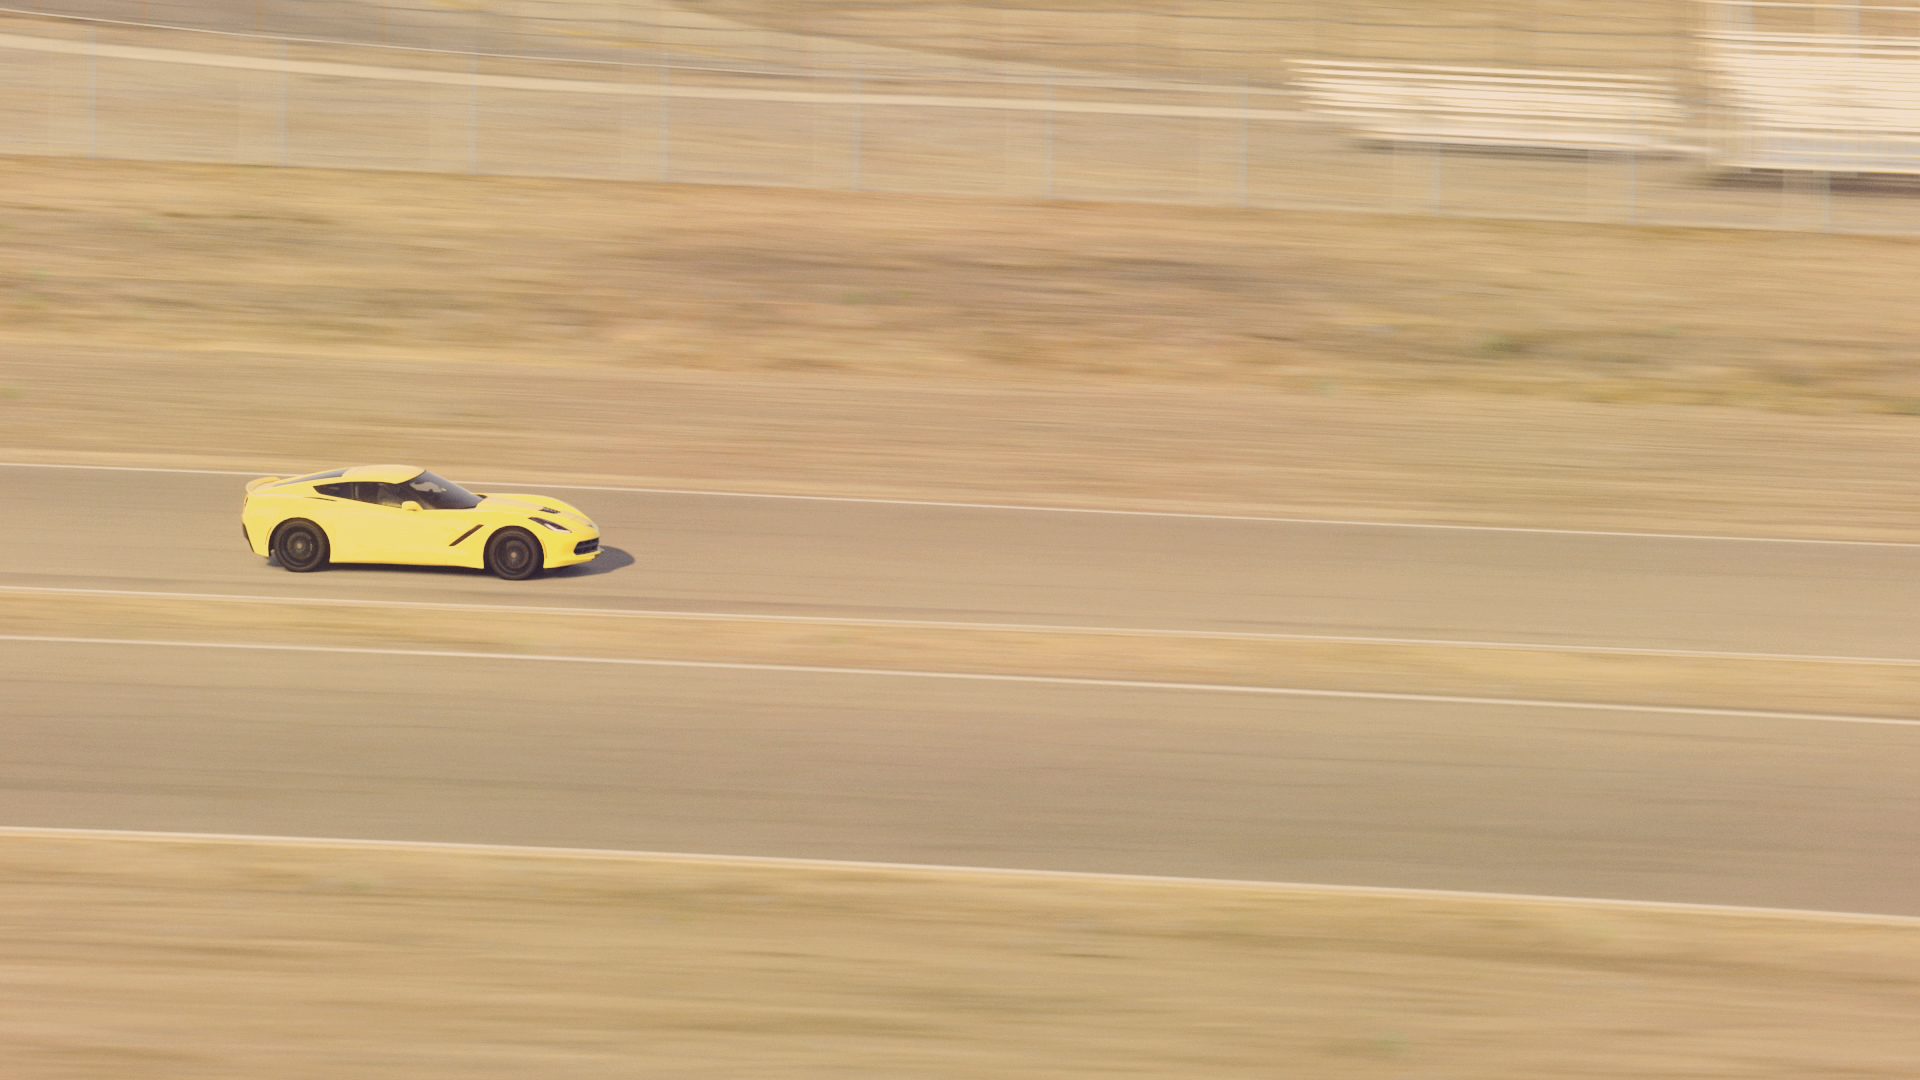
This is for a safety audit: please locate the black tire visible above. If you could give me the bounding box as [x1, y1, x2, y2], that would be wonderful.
[486, 527, 543, 581]
[272, 520, 329, 573]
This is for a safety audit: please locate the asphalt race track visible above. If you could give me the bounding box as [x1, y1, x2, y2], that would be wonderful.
[4, 463, 1920, 915]
[11, 466, 1920, 655]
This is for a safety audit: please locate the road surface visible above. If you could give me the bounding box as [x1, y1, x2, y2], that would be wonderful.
[3, 463, 1917, 914]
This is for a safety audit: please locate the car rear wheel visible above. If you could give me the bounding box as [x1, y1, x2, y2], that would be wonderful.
[273, 520, 329, 573]
[486, 527, 542, 581]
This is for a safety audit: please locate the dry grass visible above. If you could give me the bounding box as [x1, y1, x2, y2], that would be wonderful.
[0, 19, 1914, 1075]
[1, 0, 1712, 77]
[4, 834, 1918, 1080]
[4, 592, 1917, 719]
[678, 0, 1903, 85]
[3, 157, 1915, 410]
[694, 0, 1704, 78]
[3, 157, 1920, 539]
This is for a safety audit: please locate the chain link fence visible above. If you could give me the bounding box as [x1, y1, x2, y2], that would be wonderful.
[2, 4, 1918, 234]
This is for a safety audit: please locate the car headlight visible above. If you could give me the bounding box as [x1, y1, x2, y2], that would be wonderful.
[530, 517, 570, 532]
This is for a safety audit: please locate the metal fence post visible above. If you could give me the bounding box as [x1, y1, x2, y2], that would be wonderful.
[618, 62, 630, 180]
[1043, 77, 1055, 198]
[43, 42, 54, 151]
[850, 73, 863, 191]
[659, 63, 671, 181]
[234, 52, 245, 160]
[278, 40, 289, 165]
[804, 38, 821, 186]
[466, 51, 478, 173]
[86, 25, 97, 158]
[1000, 70, 1015, 195]
[1237, 73, 1250, 207]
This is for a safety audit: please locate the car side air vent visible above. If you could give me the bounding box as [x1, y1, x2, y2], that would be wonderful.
[540, 506, 560, 513]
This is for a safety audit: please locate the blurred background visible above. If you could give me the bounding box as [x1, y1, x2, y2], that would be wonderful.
[4, 0, 1920, 229]
[2, 2, 1920, 1078]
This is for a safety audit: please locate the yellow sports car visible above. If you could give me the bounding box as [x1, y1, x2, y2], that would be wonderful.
[241, 465, 601, 580]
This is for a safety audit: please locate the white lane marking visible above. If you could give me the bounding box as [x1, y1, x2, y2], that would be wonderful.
[0, 5, 1293, 97]
[3, 460, 1916, 547]
[0, 462, 262, 476]
[0, 7, 858, 74]
[1, 633, 1915, 727]
[2, 825, 1916, 926]
[7, 583, 1919, 667]
[0, 30, 1306, 120]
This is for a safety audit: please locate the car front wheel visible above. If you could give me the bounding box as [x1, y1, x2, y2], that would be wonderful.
[273, 520, 329, 573]
[486, 527, 542, 581]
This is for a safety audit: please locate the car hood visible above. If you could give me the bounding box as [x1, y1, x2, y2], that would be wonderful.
[478, 493, 597, 533]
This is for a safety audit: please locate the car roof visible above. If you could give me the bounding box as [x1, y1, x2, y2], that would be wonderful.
[340, 464, 424, 484]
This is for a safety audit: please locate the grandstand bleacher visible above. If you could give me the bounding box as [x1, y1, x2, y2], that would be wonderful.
[1703, 30, 1920, 174]
[1290, 60, 1694, 156]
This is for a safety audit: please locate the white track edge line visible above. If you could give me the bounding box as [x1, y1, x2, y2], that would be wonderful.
[2, 633, 1915, 726]
[2, 825, 1915, 927]
[6, 583, 1917, 667]
[2, 461, 1913, 547]
[0, 29, 1309, 119]
[0, 5, 1296, 95]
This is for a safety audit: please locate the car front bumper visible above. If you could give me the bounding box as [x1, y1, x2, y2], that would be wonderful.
[542, 531, 602, 569]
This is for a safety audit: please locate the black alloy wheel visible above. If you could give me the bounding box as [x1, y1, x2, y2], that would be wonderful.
[486, 527, 542, 581]
[273, 520, 329, 573]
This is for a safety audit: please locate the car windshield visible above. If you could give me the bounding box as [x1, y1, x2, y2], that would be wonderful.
[402, 471, 482, 510]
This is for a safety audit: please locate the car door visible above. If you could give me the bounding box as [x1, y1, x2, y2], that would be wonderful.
[361, 482, 470, 566]
[308, 482, 437, 565]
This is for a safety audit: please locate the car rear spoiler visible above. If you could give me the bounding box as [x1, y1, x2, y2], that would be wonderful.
[244, 476, 284, 494]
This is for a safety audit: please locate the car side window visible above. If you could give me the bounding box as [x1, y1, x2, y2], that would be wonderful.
[314, 481, 429, 507]
[372, 483, 418, 508]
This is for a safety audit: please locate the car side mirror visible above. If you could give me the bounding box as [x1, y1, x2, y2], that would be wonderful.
[401, 500, 423, 512]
